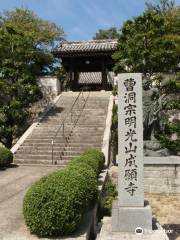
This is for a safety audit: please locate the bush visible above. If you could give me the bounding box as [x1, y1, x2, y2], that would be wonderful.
[158, 134, 180, 154]
[23, 150, 101, 237]
[157, 120, 180, 154]
[0, 147, 13, 168]
[162, 99, 180, 110]
[69, 149, 105, 176]
[112, 85, 118, 96]
[66, 164, 98, 208]
[100, 175, 118, 216]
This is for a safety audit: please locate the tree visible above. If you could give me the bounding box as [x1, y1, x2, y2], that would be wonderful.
[2, 8, 64, 48]
[0, 8, 64, 148]
[93, 27, 119, 40]
[145, 0, 175, 15]
[113, 4, 180, 77]
[146, 0, 180, 56]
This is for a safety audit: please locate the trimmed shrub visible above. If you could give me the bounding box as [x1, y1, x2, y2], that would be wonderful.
[70, 149, 105, 175]
[23, 163, 98, 237]
[66, 164, 98, 208]
[82, 149, 105, 171]
[0, 147, 13, 168]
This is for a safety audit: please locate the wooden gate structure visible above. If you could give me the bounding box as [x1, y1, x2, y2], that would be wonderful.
[53, 39, 118, 91]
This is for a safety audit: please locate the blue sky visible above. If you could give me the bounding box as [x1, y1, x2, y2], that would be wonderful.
[0, 0, 180, 41]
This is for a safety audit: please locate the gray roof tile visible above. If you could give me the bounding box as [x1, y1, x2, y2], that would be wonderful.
[54, 39, 118, 55]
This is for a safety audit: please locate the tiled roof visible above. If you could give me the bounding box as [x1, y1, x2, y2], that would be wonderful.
[54, 39, 118, 56]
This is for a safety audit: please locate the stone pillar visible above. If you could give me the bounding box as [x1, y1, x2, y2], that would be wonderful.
[112, 73, 152, 233]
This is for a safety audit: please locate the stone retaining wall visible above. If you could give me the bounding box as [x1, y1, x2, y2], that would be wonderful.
[111, 156, 180, 194]
[144, 156, 180, 194]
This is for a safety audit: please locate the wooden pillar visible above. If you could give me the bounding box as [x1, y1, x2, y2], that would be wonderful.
[73, 70, 79, 91]
[102, 59, 107, 90]
[69, 59, 73, 91]
[69, 59, 79, 91]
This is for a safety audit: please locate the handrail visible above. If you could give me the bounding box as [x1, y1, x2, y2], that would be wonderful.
[51, 90, 88, 164]
[58, 91, 90, 163]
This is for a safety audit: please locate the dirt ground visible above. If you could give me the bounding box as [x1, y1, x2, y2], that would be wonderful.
[145, 193, 180, 240]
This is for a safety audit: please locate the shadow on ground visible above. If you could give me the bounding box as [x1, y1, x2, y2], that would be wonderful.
[163, 224, 180, 240]
[0, 164, 19, 172]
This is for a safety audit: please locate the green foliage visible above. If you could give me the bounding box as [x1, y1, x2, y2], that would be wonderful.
[164, 121, 180, 134]
[112, 104, 118, 126]
[52, 66, 69, 91]
[161, 79, 180, 94]
[0, 8, 64, 147]
[112, 85, 118, 96]
[158, 134, 180, 153]
[100, 175, 118, 216]
[113, 7, 180, 76]
[0, 146, 13, 168]
[23, 164, 97, 237]
[93, 27, 119, 40]
[162, 99, 180, 110]
[145, 0, 175, 15]
[3, 8, 64, 46]
[23, 149, 104, 237]
[82, 149, 105, 171]
[70, 149, 105, 176]
[157, 118, 180, 154]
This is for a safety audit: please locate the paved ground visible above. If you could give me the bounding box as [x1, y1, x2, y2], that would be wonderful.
[97, 217, 169, 240]
[0, 165, 59, 240]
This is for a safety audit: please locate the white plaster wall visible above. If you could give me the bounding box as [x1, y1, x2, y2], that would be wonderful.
[38, 76, 60, 97]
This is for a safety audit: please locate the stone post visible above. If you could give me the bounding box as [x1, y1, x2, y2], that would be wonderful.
[112, 73, 152, 233]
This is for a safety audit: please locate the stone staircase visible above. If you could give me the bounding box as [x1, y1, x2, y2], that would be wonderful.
[14, 91, 110, 166]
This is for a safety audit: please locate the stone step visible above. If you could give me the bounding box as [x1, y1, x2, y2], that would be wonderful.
[14, 91, 109, 165]
[36, 124, 105, 128]
[40, 118, 106, 123]
[14, 154, 78, 162]
[20, 142, 66, 147]
[20, 142, 102, 147]
[15, 150, 84, 156]
[14, 158, 69, 165]
[14, 152, 81, 160]
[33, 127, 104, 132]
[27, 135, 102, 141]
[28, 134, 103, 140]
[18, 145, 100, 152]
[23, 138, 101, 145]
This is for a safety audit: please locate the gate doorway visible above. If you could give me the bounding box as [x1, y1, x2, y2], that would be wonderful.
[53, 39, 118, 91]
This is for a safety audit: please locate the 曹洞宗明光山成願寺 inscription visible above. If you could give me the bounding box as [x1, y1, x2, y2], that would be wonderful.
[118, 74, 144, 207]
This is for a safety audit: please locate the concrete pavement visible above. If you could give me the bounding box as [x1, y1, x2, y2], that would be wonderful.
[0, 165, 59, 240]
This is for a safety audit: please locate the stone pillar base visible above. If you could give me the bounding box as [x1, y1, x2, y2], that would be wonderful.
[112, 200, 152, 233]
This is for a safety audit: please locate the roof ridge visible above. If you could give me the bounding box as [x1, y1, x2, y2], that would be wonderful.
[61, 39, 118, 45]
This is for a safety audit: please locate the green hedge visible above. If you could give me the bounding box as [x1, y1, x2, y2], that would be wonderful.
[69, 149, 105, 176]
[0, 147, 13, 168]
[23, 149, 104, 237]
